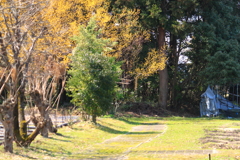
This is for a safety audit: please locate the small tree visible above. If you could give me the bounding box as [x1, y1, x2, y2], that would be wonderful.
[66, 18, 122, 123]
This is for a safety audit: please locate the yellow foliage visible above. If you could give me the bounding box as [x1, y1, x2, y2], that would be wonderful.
[0, 0, 47, 65]
[0, 0, 67, 87]
[104, 8, 149, 56]
[44, 0, 110, 40]
[44, 0, 149, 74]
[134, 48, 167, 79]
[102, 8, 150, 74]
[43, 0, 113, 65]
[1, 0, 150, 80]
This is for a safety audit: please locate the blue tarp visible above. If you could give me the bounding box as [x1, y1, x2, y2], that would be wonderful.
[200, 86, 240, 116]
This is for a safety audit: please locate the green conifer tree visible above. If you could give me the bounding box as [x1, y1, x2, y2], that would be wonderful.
[189, 0, 240, 86]
[110, 0, 198, 109]
[66, 18, 122, 123]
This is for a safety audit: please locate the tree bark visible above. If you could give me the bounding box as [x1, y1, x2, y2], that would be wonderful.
[158, 26, 168, 109]
[169, 34, 179, 109]
[40, 112, 57, 137]
[13, 94, 46, 147]
[14, 92, 28, 144]
[23, 120, 45, 147]
[0, 99, 15, 153]
[92, 114, 97, 124]
[30, 90, 57, 137]
[3, 119, 14, 153]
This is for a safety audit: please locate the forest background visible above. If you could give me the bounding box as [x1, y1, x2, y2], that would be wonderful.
[0, 0, 240, 153]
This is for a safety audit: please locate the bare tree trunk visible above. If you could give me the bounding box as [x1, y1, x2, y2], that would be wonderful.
[158, 26, 168, 109]
[0, 99, 15, 153]
[40, 111, 57, 137]
[30, 90, 57, 137]
[14, 91, 28, 144]
[0, 0, 49, 151]
[13, 101, 23, 144]
[15, 114, 46, 147]
[3, 120, 14, 153]
[38, 103, 48, 137]
[23, 120, 45, 146]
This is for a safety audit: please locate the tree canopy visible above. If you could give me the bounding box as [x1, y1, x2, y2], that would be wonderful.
[66, 18, 122, 123]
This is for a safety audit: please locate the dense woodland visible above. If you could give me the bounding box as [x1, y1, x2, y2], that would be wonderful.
[0, 0, 240, 153]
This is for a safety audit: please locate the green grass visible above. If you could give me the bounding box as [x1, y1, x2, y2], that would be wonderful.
[128, 117, 240, 160]
[0, 117, 157, 159]
[0, 116, 240, 159]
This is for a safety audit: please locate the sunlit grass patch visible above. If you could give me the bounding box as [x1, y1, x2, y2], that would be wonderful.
[1, 116, 240, 160]
[132, 118, 206, 151]
[95, 146, 125, 154]
[128, 117, 240, 160]
[0, 117, 139, 159]
[128, 152, 208, 160]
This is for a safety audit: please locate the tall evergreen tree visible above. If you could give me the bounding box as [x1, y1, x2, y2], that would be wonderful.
[110, 0, 198, 109]
[110, 0, 240, 113]
[174, 0, 240, 112]
[188, 0, 240, 86]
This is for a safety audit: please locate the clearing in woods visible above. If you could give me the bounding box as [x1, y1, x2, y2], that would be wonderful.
[0, 116, 240, 160]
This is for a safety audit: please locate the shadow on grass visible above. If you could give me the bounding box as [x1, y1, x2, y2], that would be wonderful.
[34, 133, 72, 142]
[14, 142, 70, 159]
[14, 152, 37, 159]
[98, 119, 125, 129]
[55, 132, 71, 138]
[117, 118, 162, 125]
[47, 137, 72, 143]
[97, 124, 128, 134]
[97, 124, 160, 135]
[28, 146, 71, 157]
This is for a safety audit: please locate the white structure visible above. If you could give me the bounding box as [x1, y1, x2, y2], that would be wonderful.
[200, 86, 240, 117]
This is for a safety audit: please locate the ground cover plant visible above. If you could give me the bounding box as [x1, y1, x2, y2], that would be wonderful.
[0, 116, 240, 160]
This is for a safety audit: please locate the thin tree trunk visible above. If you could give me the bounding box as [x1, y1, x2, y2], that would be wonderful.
[13, 100, 23, 144]
[134, 76, 138, 92]
[158, 26, 168, 109]
[38, 104, 48, 137]
[92, 114, 97, 124]
[19, 90, 26, 122]
[159, 68, 168, 109]
[14, 92, 28, 144]
[169, 34, 179, 109]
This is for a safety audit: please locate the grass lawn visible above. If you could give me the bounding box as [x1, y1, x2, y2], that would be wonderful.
[128, 117, 240, 160]
[0, 116, 240, 159]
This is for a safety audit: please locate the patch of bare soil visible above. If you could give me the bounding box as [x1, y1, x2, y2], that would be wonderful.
[200, 127, 240, 149]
